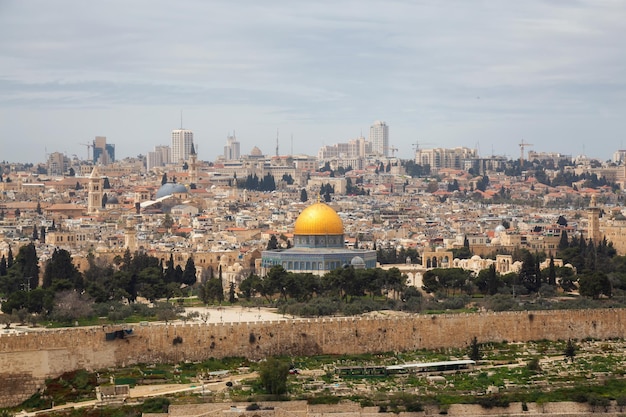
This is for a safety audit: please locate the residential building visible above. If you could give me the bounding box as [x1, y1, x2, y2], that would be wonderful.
[369, 121, 389, 156]
[47, 152, 69, 176]
[415, 147, 478, 173]
[147, 145, 171, 171]
[171, 129, 194, 163]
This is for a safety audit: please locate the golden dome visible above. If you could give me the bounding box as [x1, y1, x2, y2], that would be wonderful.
[293, 202, 344, 235]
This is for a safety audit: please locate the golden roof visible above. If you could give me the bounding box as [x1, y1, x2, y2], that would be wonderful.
[293, 202, 344, 235]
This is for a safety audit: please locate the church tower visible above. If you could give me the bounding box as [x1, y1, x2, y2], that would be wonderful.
[88, 166, 104, 214]
[588, 194, 601, 244]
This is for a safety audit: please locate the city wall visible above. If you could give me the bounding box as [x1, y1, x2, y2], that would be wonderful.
[1, 308, 625, 407]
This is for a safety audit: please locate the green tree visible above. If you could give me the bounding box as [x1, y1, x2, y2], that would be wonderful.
[558, 229, 569, 250]
[578, 272, 612, 299]
[0, 255, 7, 276]
[474, 265, 500, 295]
[239, 273, 263, 300]
[422, 268, 471, 296]
[300, 188, 308, 202]
[43, 248, 83, 291]
[181, 256, 197, 286]
[518, 251, 540, 293]
[164, 253, 177, 283]
[548, 255, 557, 286]
[3, 243, 39, 293]
[264, 265, 289, 302]
[267, 235, 279, 250]
[469, 336, 482, 361]
[564, 339, 577, 362]
[259, 357, 290, 395]
[205, 277, 224, 303]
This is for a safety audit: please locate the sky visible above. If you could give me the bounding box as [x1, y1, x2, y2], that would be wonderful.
[1, 0, 625, 164]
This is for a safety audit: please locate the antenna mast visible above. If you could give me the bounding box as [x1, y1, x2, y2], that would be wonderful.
[276, 128, 279, 157]
[180, 110, 183, 129]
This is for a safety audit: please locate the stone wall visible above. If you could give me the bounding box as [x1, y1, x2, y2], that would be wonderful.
[1, 309, 625, 407]
[149, 400, 624, 417]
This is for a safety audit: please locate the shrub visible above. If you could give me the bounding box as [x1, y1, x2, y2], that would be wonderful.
[476, 394, 509, 409]
[142, 397, 170, 413]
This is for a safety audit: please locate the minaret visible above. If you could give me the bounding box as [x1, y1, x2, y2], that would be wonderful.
[588, 194, 601, 244]
[88, 165, 104, 214]
[124, 216, 138, 251]
[188, 142, 198, 185]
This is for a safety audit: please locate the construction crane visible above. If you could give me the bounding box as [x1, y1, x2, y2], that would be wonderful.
[412, 140, 435, 152]
[79, 142, 93, 161]
[519, 139, 534, 167]
[388, 146, 398, 157]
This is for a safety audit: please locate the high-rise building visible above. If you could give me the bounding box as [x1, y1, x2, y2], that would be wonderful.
[224, 133, 241, 160]
[369, 121, 389, 156]
[93, 136, 115, 165]
[47, 152, 69, 176]
[147, 145, 171, 171]
[171, 129, 194, 163]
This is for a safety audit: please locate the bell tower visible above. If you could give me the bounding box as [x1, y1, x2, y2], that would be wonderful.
[88, 165, 104, 214]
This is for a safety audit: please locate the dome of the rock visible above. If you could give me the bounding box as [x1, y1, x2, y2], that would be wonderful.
[293, 202, 344, 236]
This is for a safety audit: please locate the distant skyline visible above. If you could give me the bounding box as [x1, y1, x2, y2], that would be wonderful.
[1, 0, 625, 163]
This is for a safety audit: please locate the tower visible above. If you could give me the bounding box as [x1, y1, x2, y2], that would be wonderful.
[171, 129, 194, 163]
[93, 136, 115, 165]
[188, 142, 198, 185]
[88, 165, 104, 214]
[588, 194, 602, 244]
[223, 133, 240, 160]
[369, 121, 389, 156]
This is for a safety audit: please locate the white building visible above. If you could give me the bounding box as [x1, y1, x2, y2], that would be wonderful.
[317, 136, 370, 161]
[147, 145, 171, 171]
[224, 133, 241, 161]
[613, 150, 626, 164]
[369, 121, 389, 156]
[171, 129, 194, 163]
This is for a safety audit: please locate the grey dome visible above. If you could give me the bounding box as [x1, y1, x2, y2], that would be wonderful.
[156, 183, 188, 199]
[351, 256, 365, 268]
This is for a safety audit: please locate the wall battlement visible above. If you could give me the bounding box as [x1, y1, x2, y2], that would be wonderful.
[1, 308, 625, 407]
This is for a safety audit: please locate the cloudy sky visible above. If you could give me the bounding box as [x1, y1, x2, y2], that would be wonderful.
[1, 0, 625, 163]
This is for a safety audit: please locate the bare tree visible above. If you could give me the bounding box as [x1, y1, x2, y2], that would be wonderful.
[51, 291, 94, 323]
